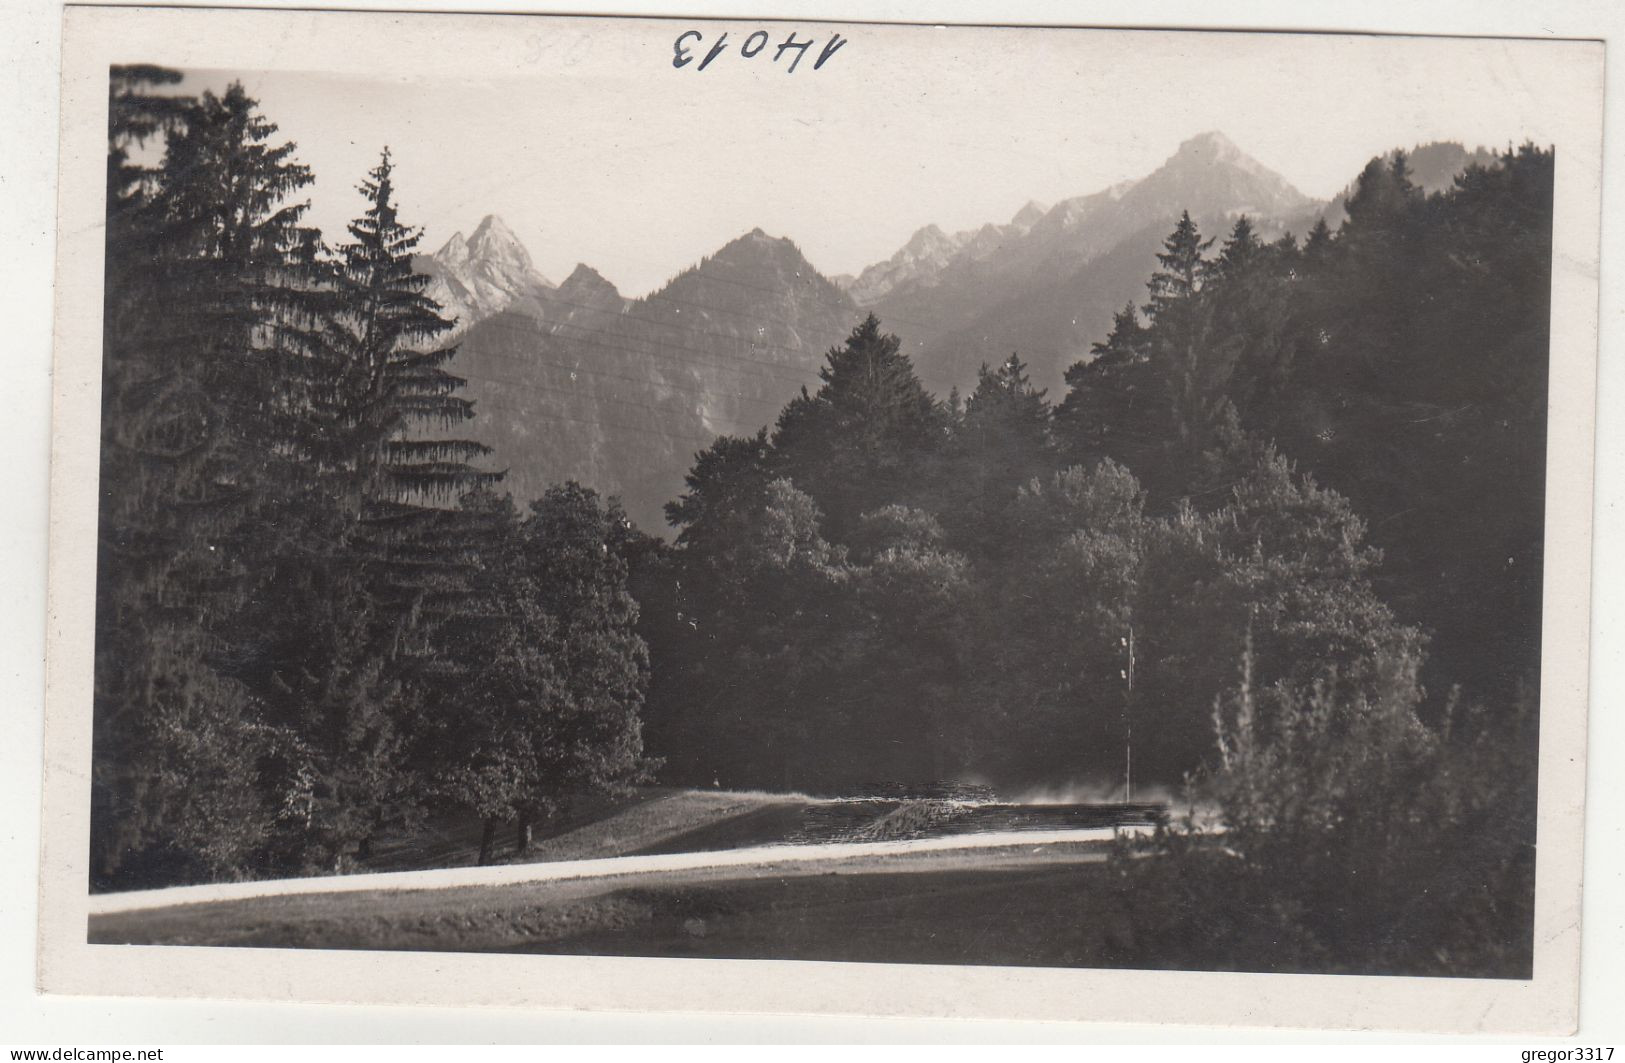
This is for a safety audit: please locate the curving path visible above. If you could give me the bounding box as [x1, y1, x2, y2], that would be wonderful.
[88, 825, 1152, 917]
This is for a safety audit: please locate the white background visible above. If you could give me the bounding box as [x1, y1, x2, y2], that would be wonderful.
[4, 0, 1622, 1046]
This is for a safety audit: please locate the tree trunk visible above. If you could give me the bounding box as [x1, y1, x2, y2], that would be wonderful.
[477, 817, 497, 866]
[515, 812, 533, 855]
[357, 834, 373, 861]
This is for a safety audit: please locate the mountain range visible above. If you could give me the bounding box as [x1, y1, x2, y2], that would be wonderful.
[418, 226, 856, 531]
[416, 133, 1501, 534]
[852, 131, 1323, 395]
[843, 199, 1050, 306]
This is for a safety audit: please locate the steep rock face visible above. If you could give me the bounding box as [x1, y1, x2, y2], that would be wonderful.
[433, 229, 861, 533]
[414, 214, 554, 333]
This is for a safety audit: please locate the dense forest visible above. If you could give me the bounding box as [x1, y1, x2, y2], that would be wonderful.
[96, 68, 648, 887]
[95, 63, 1549, 975]
[641, 150, 1550, 796]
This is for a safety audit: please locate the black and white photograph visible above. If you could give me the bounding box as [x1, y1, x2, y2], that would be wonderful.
[32, 4, 1608, 1034]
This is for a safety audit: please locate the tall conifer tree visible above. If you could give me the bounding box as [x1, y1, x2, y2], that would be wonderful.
[942, 354, 1053, 557]
[772, 314, 942, 542]
[289, 149, 501, 860]
[95, 77, 324, 884]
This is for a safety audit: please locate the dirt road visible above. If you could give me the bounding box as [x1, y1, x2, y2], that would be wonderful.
[90, 832, 1146, 965]
[90, 827, 1141, 916]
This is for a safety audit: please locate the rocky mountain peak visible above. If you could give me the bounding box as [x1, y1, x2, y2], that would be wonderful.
[1175, 130, 1242, 161]
[561, 261, 611, 287]
[434, 230, 470, 268]
[439, 226, 858, 535]
[557, 262, 623, 303]
[1158, 131, 1307, 208]
[465, 214, 536, 271]
[415, 214, 554, 334]
[1133, 130, 1311, 219]
[707, 228, 811, 273]
[846, 223, 968, 305]
[903, 223, 953, 253]
[1011, 200, 1049, 229]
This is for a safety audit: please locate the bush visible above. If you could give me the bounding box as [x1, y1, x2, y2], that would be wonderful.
[1108, 640, 1536, 978]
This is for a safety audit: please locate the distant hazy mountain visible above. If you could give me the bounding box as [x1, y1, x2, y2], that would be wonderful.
[550, 262, 630, 316]
[844, 200, 1048, 305]
[866, 131, 1324, 395]
[432, 228, 860, 533]
[1402, 142, 1502, 191]
[414, 214, 555, 333]
[846, 224, 961, 305]
[1319, 141, 1503, 229]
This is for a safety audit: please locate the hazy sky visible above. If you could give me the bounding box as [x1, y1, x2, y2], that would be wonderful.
[177, 21, 1591, 297]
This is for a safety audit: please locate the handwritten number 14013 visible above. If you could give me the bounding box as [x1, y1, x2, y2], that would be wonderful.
[673, 30, 847, 73]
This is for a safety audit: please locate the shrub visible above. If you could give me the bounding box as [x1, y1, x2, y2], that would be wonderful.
[1109, 639, 1536, 978]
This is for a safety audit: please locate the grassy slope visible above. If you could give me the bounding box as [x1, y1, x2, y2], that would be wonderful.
[294, 789, 1138, 879]
[360, 789, 813, 873]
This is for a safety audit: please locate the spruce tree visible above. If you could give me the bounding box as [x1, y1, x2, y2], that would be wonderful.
[1055, 302, 1154, 471]
[771, 314, 943, 542]
[1301, 216, 1335, 265]
[347, 148, 501, 828]
[1057, 213, 1231, 502]
[1208, 214, 1262, 283]
[95, 78, 324, 885]
[322, 149, 496, 514]
[254, 148, 501, 865]
[1205, 216, 1299, 424]
[1089, 301, 1150, 367]
[941, 354, 1053, 558]
[1145, 210, 1214, 321]
[1143, 213, 1237, 464]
